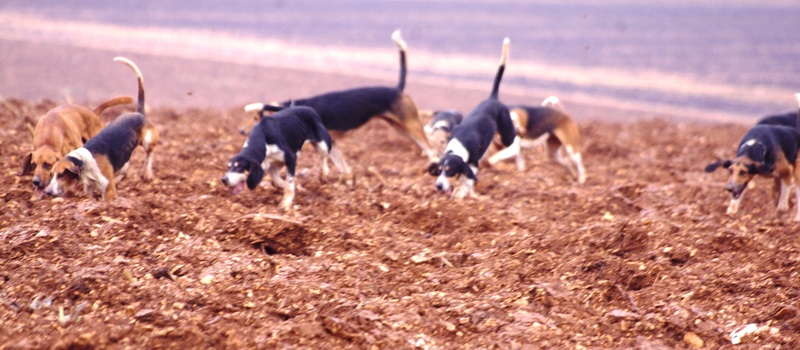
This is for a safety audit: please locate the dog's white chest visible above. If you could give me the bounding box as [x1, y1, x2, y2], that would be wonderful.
[264, 143, 285, 167]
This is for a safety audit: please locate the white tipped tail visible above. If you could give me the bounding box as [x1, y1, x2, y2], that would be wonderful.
[541, 96, 560, 107]
[244, 103, 265, 112]
[500, 37, 510, 66]
[392, 29, 407, 51]
[795, 92, 800, 105]
[113, 56, 145, 114]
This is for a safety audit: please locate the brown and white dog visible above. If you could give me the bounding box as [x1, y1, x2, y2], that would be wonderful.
[20, 96, 133, 199]
[45, 57, 159, 200]
[241, 30, 435, 184]
[487, 96, 587, 184]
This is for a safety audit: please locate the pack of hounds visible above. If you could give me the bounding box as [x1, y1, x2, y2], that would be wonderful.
[18, 30, 800, 221]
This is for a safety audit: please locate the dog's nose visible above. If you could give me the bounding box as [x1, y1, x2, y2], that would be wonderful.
[221, 176, 229, 186]
[725, 183, 735, 193]
[32, 176, 41, 187]
[435, 182, 444, 191]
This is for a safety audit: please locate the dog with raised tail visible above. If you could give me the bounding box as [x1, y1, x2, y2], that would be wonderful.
[487, 96, 586, 184]
[222, 106, 332, 209]
[45, 57, 159, 200]
[704, 93, 800, 220]
[428, 38, 517, 199]
[20, 96, 133, 199]
[241, 29, 435, 185]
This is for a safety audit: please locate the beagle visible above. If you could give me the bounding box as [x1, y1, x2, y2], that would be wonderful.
[705, 124, 800, 220]
[422, 109, 464, 156]
[487, 96, 587, 184]
[222, 106, 332, 209]
[45, 57, 159, 200]
[241, 30, 435, 184]
[428, 38, 516, 199]
[20, 96, 133, 199]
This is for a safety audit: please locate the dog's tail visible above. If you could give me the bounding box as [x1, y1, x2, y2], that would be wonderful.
[113, 57, 145, 115]
[244, 102, 286, 119]
[392, 29, 408, 91]
[490, 38, 510, 100]
[92, 96, 134, 115]
[794, 92, 800, 132]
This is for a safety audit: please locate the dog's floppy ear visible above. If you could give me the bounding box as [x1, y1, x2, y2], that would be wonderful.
[66, 156, 83, 176]
[428, 162, 442, 176]
[246, 161, 264, 190]
[20, 152, 33, 176]
[461, 162, 477, 181]
[704, 160, 732, 173]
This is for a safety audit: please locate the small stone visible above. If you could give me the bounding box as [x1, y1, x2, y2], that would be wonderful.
[200, 275, 214, 284]
[683, 332, 703, 348]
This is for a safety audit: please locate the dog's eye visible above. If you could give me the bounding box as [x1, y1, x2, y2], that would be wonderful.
[739, 170, 747, 176]
[43, 164, 52, 170]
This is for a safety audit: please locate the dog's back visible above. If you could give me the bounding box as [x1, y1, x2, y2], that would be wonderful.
[757, 112, 797, 127]
[287, 87, 401, 131]
[515, 106, 569, 138]
[84, 113, 143, 172]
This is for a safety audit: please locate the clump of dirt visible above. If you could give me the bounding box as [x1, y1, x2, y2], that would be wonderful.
[1, 99, 799, 349]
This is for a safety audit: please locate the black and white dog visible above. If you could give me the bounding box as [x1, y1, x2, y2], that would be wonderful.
[221, 106, 332, 209]
[428, 38, 517, 199]
[241, 30, 435, 185]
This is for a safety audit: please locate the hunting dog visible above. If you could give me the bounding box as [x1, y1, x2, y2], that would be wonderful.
[428, 38, 516, 199]
[222, 106, 332, 209]
[705, 94, 800, 219]
[20, 96, 133, 199]
[242, 30, 435, 184]
[45, 57, 158, 200]
[487, 96, 587, 183]
[422, 109, 464, 156]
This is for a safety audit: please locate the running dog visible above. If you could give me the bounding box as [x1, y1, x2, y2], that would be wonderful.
[20, 96, 133, 199]
[422, 109, 463, 156]
[222, 106, 332, 209]
[428, 38, 516, 199]
[487, 96, 587, 183]
[45, 57, 158, 200]
[705, 108, 800, 220]
[242, 30, 435, 184]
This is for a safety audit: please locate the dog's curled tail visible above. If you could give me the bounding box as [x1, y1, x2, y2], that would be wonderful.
[113, 57, 145, 115]
[541, 95, 566, 112]
[92, 95, 134, 115]
[490, 37, 510, 100]
[392, 29, 408, 91]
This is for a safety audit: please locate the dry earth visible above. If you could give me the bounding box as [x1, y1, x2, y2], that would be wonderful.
[2, 98, 800, 349]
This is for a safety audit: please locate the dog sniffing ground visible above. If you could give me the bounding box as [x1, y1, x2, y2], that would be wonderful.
[2, 99, 800, 349]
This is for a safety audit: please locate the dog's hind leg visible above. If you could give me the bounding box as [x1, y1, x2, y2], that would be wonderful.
[328, 145, 354, 186]
[312, 141, 330, 183]
[280, 174, 295, 209]
[488, 136, 524, 171]
[141, 125, 159, 182]
[564, 145, 587, 184]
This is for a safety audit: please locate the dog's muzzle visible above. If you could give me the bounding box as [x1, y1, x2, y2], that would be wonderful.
[726, 182, 745, 199]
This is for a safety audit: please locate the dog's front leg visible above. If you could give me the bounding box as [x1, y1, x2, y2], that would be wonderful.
[267, 165, 287, 189]
[776, 177, 792, 212]
[280, 175, 295, 209]
[726, 191, 745, 215]
[487, 136, 523, 170]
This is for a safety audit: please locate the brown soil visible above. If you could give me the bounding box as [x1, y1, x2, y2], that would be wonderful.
[2, 99, 800, 349]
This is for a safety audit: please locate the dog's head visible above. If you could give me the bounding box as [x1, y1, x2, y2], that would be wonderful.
[239, 102, 285, 136]
[221, 155, 264, 194]
[429, 153, 474, 194]
[423, 110, 463, 156]
[44, 155, 83, 198]
[705, 157, 768, 200]
[21, 147, 62, 197]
